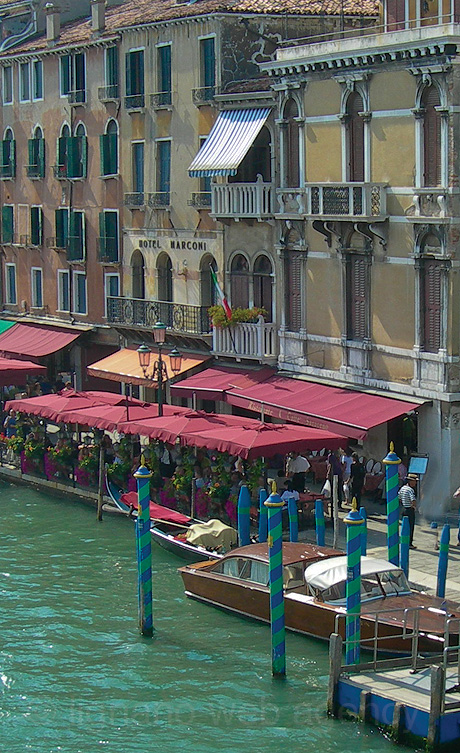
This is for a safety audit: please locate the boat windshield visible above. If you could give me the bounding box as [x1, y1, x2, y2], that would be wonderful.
[212, 557, 269, 585]
[315, 568, 410, 604]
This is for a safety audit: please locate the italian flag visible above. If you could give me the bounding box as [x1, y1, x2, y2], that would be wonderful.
[210, 266, 232, 319]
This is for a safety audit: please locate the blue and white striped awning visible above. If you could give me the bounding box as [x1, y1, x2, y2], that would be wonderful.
[188, 107, 271, 177]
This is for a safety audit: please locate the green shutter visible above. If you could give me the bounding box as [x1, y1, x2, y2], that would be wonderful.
[107, 46, 119, 88]
[1, 140, 8, 167]
[108, 132, 117, 174]
[98, 211, 106, 259]
[99, 134, 107, 175]
[55, 208, 68, 248]
[125, 52, 132, 96]
[68, 137, 86, 178]
[28, 138, 35, 167]
[2, 206, 13, 243]
[106, 211, 118, 262]
[30, 207, 42, 246]
[81, 136, 87, 178]
[10, 140, 15, 178]
[68, 211, 84, 261]
[38, 139, 45, 178]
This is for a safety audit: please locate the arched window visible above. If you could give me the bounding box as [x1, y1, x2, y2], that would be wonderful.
[283, 99, 300, 188]
[28, 126, 45, 178]
[200, 254, 217, 308]
[230, 254, 249, 309]
[57, 124, 70, 178]
[4, 127, 13, 141]
[346, 92, 364, 182]
[422, 85, 441, 187]
[253, 255, 273, 321]
[34, 126, 43, 140]
[1, 127, 15, 179]
[101, 119, 118, 176]
[157, 253, 173, 302]
[131, 250, 145, 300]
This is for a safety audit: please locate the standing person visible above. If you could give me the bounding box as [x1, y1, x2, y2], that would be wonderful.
[398, 474, 418, 549]
[287, 451, 311, 494]
[327, 449, 344, 507]
[350, 453, 365, 506]
[341, 447, 353, 504]
[3, 409, 17, 438]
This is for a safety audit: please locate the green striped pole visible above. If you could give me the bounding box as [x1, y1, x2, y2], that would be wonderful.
[315, 499, 325, 547]
[383, 442, 401, 566]
[134, 460, 153, 637]
[345, 500, 364, 665]
[264, 484, 286, 676]
[258, 488, 268, 543]
[436, 524, 450, 599]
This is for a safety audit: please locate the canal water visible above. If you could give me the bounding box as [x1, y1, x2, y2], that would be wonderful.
[1, 481, 402, 753]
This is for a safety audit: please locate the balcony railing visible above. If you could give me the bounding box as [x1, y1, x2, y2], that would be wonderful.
[212, 177, 274, 219]
[0, 163, 14, 179]
[67, 236, 85, 262]
[148, 192, 170, 209]
[124, 192, 146, 208]
[150, 91, 172, 108]
[52, 164, 68, 180]
[46, 237, 66, 250]
[212, 316, 278, 364]
[97, 237, 119, 263]
[26, 163, 43, 179]
[192, 86, 219, 105]
[106, 297, 212, 335]
[276, 183, 387, 220]
[124, 94, 145, 110]
[68, 90, 86, 105]
[188, 192, 212, 209]
[98, 84, 120, 102]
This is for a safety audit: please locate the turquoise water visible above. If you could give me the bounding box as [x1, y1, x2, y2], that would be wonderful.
[0, 481, 402, 753]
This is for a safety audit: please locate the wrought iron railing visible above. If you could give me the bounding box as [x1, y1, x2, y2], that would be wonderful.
[0, 163, 14, 178]
[26, 163, 43, 179]
[124, 192, 146, 208]
[52, 164, 68, 180]
[46, 237, 66, 250]
[124, 94, 145, 109]
[188, 192, 212, 209]
[276, 183, 387, 219]
[148, 192, 170, 208]
[98, 84, 120, 101]
[192, 85, 219, 105]
[106, 297, 212, 335]
[150, 91, 172, 108]
[97, 237, 119, 263]
[68, 89, 86, 105]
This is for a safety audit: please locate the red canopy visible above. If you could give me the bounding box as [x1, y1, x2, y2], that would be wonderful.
[117, 410, 252, 443]
[120, 492, 191, 524]
[0, 323, 81, 357]
[180, 421, 344, 460]
[226, 376, 422, 440]
[58, 402, 187, 431]
[0, 356, 46, 386]
[170, 366, 274, 400]
[4, 389, 140, 422]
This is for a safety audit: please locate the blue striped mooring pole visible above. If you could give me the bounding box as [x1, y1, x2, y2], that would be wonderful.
[237, 484, 251, 547]
[436, 524, 450, 599]
[287, 496, 298, 542]
[345, 500, 364, 665]
[315, 499, 325, 547]
[134, 460, 154, 637]
[258, 487, 268, 543]
[383, 442, 401, 566]
[400, 515, 410, 579]
[264, 483, 286, 676]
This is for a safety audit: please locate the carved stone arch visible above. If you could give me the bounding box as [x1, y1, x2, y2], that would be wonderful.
[32, 123, 43, 139]
[340, 79, 370, 117]
[228, 251, 250, 309]
[415, 74, 447, 110]
[279, 89, 304, 120]
[414, 224, 446, 258]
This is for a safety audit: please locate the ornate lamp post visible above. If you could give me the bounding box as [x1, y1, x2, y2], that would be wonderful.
[137, 321, 182, 417]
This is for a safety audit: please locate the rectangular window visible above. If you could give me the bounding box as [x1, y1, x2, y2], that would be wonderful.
[104, 273, 120, 316]
[1, 205, 14, 243]
[125, 49, 144, 107]
[32, 60, 43, 100]
[422, 259, 442, 352]
[60, 55, 70, 96]
[30, 206, 43, 246]
[19, 62, 30, 101]
[200, 37, 215, 94]
[3, 66, 13, 104]
[57, 269, 70, 312]
[5, 263, 16, 304]
[157, 44, 171, 105]
[55, 208, 69, 249]
[98, 210, 119, 262]
[73, 271, 87, 314]
[72, 53, 85, 102]
[347, 254, 368, 341]
[132, 142, 144, 194]
[31, 267, 43, 308]
[285, 253, 302, 332]
[105, 46, 119, 97]
[68, 210, 85, 261]
[157, 140, 171, 204]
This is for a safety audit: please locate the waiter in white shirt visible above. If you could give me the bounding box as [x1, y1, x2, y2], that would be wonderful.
[287, 451, 311, 493]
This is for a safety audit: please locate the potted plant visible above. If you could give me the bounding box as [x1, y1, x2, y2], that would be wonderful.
[208, 305, 267, 329]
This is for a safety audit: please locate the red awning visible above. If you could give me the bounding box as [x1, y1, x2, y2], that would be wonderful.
[0, 323, 81, 358]
[58, 402, 187, 431]
[5, 389, 139, 423]
[0, 357, 46, 386]
[180, 421, 344, 460]
[170, 366, 274, 400]
[117, 410, 252, 443]
[226, 376, 422, 440]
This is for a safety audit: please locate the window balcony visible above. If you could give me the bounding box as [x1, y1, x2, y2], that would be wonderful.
[124, 94, 145, 110]
[18, 234, 42, 248]
[150, 91, 172, 109]
[98, 85, 119, 102]
[212, 316, 278, 364]
[405, 188, 450, 221]
[188, 192, 212, 209]
[148, 192, 170, 209]
[97, 237, 119, 264]
[106, 297, 212, 336]
[52, 164, 68, 180]
[68, 90, 86, 105]
[211, 177, 274, 220]
[26, 164, 43, 179]
[276, 183, 387, 221]
[46, 237, 66, 250]
[192, 86, 219, 106]
[0, 163, 14, 179]
[124, 192, 146, 208]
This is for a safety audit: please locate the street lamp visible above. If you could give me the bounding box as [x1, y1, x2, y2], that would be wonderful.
[137, 322, 182, 417]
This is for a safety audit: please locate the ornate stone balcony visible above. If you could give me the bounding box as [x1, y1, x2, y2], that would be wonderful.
[276, 183, 387, 221]
[212, 316, 278, 364]
[211, 176, 274, 220]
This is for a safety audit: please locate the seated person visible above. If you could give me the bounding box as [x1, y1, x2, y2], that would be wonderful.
[281, 480, 300, 503]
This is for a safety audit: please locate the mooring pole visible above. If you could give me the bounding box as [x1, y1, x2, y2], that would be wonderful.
[237, 484, 251, 547]
[134, 459, 153, 637]
[400, 515, 410, 579]
[332, 474, 339, 549]
[345, 500, 364, 665]
[359, 505, 367, 556]
[287, 496, 298, 542]
[383, 442, 401, 566]
[258, 487, 268, 543]
[436, 523, 450, 599]
[96, 437, 105, 522]
[264, 484, 286, 676]
[315, 499, 325, 546]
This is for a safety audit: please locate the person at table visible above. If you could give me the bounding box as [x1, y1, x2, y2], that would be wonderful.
[281, 480, 300, 503]
[327, 449, 344, 508]
[398, 474, 418, 549]
[286, 451, 311, 493]
[350, 453, 365, 506]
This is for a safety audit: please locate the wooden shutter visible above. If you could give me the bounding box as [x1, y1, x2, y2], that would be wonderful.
[159, 45, 171, 95]
[386, 0, 405, 30]
[349, 255, 368, 340]
[423, 260, 442, 352]
[30, 207, 42, 246]
[455, 0, 460, 23]
[348, 93, 364, 182]
[158, 141, 171, 194]
[125, 52, 132, 96]
[55, 208, 68, 248]
[37, 138, 45, 177]
[28, 138, 35, 168]
[100, 211, 118, 262]
[1, 206, 13, 243]
[68, 211, 83, 261]
[202, 38, 215, 89]
[286, 254, 302, 332]
[106, 46, 119, 88]
[423, 86, 441, 187]
[57, 136, 68, 167]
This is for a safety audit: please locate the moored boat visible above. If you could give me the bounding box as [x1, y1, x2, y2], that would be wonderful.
[179, 543, 460, 654]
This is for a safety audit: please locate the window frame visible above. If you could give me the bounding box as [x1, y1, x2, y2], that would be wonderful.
[73, 270, 87, 315]
[1, 204, 14, 243]
[156, 42, 172, 105]
[60, 55, 71, 97]
[19, 61, 31, 103]
[5, 262, 17, 304]
[104, 272, 120, 317]
[31, 266, 44, 308]
[2, 65, 13, 105]
[30, 205, 43, 246]
[32, 59, 44, 101]
[57, 269, 70, 312]
[68, 209, 85, 262]
[99, 208, 119, 263]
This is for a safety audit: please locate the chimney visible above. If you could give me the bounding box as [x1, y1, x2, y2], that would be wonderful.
[45, 3, 60, 46]
[91, 0, 106, 35]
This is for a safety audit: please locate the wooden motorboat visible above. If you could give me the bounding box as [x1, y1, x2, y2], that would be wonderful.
[179, 543, 460, 654]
